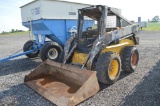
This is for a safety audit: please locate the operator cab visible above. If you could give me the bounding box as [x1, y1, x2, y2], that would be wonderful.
[77, 5, 126, 53]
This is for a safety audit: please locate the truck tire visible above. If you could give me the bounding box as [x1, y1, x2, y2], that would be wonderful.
[121, 46, 139, 73]
[95, 52, 121, 84]
[23, 40, 39, 58]
[40, 42, 61, 62]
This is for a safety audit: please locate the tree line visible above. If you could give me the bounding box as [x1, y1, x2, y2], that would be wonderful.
[1, 29, 26, 35]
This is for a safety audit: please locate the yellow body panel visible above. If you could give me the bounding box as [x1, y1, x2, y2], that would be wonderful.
[72, 51, 88, 64]
[72, 39, 135, 64]
[101, 39, 135, 54]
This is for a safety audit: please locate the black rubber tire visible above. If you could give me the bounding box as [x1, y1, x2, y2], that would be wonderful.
[95, 52, 121, 84]
[58, 51, 64, 63]
[40, 42, 61, 62]
[23, 40, 39, 58]
[120, 46, 139, 73]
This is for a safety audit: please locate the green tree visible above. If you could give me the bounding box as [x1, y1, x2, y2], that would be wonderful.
[11, 29, 14, 33]
[152, 16, 159, 22]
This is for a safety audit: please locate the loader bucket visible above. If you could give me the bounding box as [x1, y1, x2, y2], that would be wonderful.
[24, 59, 99, 106]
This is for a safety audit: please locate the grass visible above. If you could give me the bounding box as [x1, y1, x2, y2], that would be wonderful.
[143, 22, 160, 31]
[0, 31, 29, 35]
[9, 31, 29, 35]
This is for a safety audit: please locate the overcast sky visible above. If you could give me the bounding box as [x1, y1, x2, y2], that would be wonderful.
[0, 0, 159, 32]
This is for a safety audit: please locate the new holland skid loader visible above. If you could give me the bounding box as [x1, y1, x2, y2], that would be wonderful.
[24, 5, 139, 106]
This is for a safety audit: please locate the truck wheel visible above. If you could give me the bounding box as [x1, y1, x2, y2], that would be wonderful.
[121, 46, 139, 73]
[23, 40, 39, 58]
[95, 52, 121, 84]
[40, 42, 61, 62]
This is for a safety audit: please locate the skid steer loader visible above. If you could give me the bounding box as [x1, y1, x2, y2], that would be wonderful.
[24, 5, 139, 106]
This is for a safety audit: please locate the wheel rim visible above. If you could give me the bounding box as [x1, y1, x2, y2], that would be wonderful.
[29, 46, 37, 54]
[48, 48, 58, 60]
[109, 59, 119, 80]
[131, 51, 138, 66]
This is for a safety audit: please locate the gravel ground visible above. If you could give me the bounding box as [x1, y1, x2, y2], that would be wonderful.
[0, 31, 160, 106]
